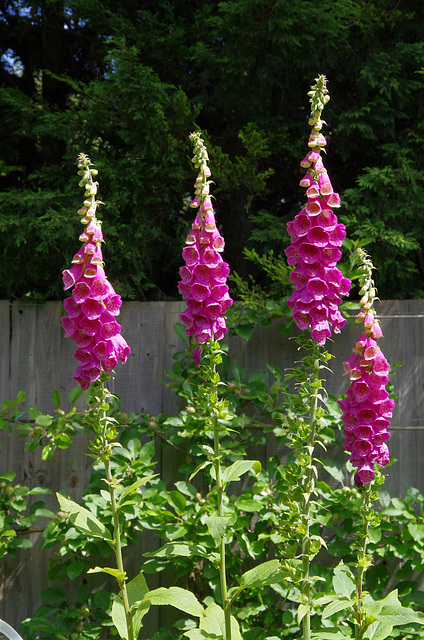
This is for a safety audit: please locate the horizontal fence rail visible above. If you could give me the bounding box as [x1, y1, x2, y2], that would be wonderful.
[0, 299, 424, 632]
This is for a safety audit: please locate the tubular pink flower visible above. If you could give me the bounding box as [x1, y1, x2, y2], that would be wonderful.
[61, 155, 131, 389]
[285, 108, 351, 345]
[338, 314, 392, 487]
[179, 133, 233, 362]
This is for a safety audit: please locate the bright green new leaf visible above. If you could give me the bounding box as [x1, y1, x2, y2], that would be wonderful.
[56, 493, 112, 540]
[322, 597, 354, 619]
[297, 603, 309, 625]
[311, 630, 348, 639]
[116, 475, 157, 508]
[363, 620, 394, 640]
[200, 602, 241, 640]
[204, 515, 228, 547]
[332, 562, 356, 598]
[51, 389, 62, 408]
[88, 567, 126, 583]
[364, 589, 424, 626]
[144, 542, 208, 559]
[221, 460, 258, 485]
[239, 559, 285, 589]
[111, 571, 150, 640]
[146, 586, 204, 617]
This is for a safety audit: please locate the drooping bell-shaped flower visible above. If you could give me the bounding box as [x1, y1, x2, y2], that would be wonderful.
[285, 76, 351, 345]
[178, 133, 232, 361]
[60, 154, 130, 390]
[338, 249, 393, 487]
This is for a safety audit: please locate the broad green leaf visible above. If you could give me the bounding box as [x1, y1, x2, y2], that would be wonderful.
[146, 586, 204, 617]
[239, 560, 284, 589]
[0, 472, 15, 482]
[36, 414, 53, 427]
[200, 602, 241, 640]
[311, 630, 348, 639]
[363, 620, 394, 640]
[88, 567, 126, 583]
[69, 386, 83, 404]
[222, 460, 257, 485]
[56, 493, 112, 540]
[320, 458, 345, 484]
[183, 631, 216, 640]
[297, 603, 309, 625]
[322, 597, 354, 619]
[174, 480, 197, 497]
[189, 459, 212, 482]
[204, 515, 228, 547]
[116, 475, 156, 508]
[332, 562, 356, 598]
[231, 362, 245, 382]
[364, 590, 424, 626]
[235, 494, 263, 512]
[167, 490, 187, 514]
[234, 323, 253, 340]
[112, 571, 150, 640]
[144, 542, 208, 559]
[51, 389, 62, 408]
[41, 587, 66, 604]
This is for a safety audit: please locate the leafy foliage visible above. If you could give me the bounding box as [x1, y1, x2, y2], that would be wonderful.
[1, 1, 424, 299]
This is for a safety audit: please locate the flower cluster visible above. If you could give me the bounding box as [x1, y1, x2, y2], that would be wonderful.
[178, 133, 232, 362]
[61, 154, 130, 390]
[285, 76, 351, 345]
[338, 313, 393, 486]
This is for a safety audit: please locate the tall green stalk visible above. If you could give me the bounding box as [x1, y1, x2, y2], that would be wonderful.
[208, 342, 232, 640]
[300, 352, 321, 640]
[88, 378, 134, 640]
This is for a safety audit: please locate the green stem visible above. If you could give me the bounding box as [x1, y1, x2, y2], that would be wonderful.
[210, 346, 231, 640]
[301, 354, 320, 640]
[98, 381, 134, 640]
[355, 483, 372, 640]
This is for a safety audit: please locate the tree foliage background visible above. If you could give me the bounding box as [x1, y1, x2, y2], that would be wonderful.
[1, 0, 424, 301]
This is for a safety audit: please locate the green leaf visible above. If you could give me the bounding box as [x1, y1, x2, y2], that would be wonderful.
[111, 571, 150, 640]
[199, 602, 242, 640]
[311, 630, 348, 639]
[221, 460, 258, 485]
[189, 460, 212, 482]
[143, 542, 208, 559]
[234, 323, 253, 340]
[363, 621, 394, 640]
[322, 597, 354, 619]
[204, 515, 228, 547]
[239, 560, 284, 590]
[320, 458, 345, 484]
[51, 389, 62, 408]
[56, 493, 112, 540]
[88, 566, 126, 583]
[146, 586, 204, 617]
[41, 587, 66, 604]
[67, 559, 85, 580]
[297, 603, 309, 625]
[174, 322, 187, 340]
[231, 362, 245, 382]
[235, 494, 263, 512]
[69, 386, 83, 405]
[364, 590, 424, 626]
[116, 475, 156, 509]
[332, 562, 356, 598]
[36, 414, 53, 427]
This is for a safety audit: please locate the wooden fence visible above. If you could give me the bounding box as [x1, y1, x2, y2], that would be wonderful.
[1, 299, 424, 634]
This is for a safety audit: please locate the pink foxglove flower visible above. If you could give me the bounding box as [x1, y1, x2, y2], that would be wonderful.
[178, 133, 232, 360]
[61, 154, 130, 390]
[338, 315, 393, 486]
[338, 250, 393, 487]
[285, 76, 351, 345]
